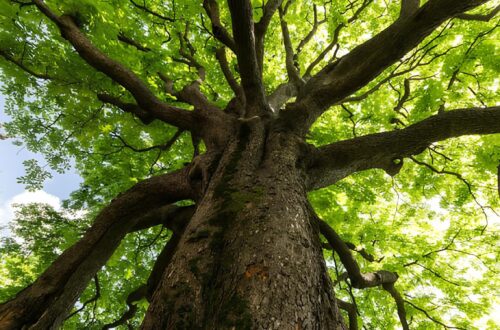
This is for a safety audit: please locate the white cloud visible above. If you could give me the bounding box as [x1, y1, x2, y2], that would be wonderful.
[0, 190, 61, 235]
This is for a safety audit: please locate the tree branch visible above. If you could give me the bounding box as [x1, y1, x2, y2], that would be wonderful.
[103, 211, 190, 329]
[303, 0, 371, 79]
[64, 275, 101, 321]
[317, 216, 409, 329]
[33, 0, 194, 130]
[336, 298, 358, 330]
[227, 0, 270, 116]
[129, 0, 175, 22]
[215, 47, 245, 105]
[130, 205, 195, 234]
[0, 48, 51, 80]
[307, 106, 500, 190]
[281, 0, 490, 133]
[0, 167, 195, 329]
[202, 0, 236, 52]
[317, 217, 399, 289]
[322, 241, 380, 263]
[254, 0, 283, 69]
[405, 300, 467, 330]
[383, 283, 409, 330]
[102, 285, 146, 329]
[267, 81, 298, 112]
[110, 129, 184, 154]
[117, 32, 151, 52]
[278, 7, 303, 86]
[97, 93, 154, 125]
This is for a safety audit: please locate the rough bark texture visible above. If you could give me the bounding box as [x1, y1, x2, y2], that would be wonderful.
[141, 122, 344, 329]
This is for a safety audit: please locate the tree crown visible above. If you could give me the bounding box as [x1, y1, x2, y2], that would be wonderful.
[0, 0, 499, 328]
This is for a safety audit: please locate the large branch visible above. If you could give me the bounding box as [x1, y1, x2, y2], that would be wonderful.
[227, 0, 270, 116]
[307, 106, 500, 190]
[33, 0, 194, 131]
[280, 0, 490, 132]
[0, 168, 195, 329]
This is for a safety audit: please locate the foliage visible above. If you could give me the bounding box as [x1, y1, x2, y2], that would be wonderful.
[0, 0, 499, 329]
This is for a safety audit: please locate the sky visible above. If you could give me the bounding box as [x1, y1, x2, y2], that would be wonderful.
[0, 92, 82, 234]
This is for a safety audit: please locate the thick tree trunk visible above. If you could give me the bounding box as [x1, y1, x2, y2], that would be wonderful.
[142, 122, 345, 329]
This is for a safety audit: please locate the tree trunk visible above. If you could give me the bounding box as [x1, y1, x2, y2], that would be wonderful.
[142, 121, 346, 329]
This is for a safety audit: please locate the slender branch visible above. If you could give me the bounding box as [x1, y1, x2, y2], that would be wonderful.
[409, 156, 493, 232]
[0, 48, 51, 79]
[215, 47, 245, 105]
[393, 78, 412, 114]
[118, 32, 151, 52]
[102, 285, 146, 329]
[307, 106, 500, 190]
[303, 24, 342, 78]
[404, 230, 461, 268]
[110, 129, 183, 154]
[317, 217, 399, 289]
[316, 215, 409, 329]
[278, 7, 303, 85]
[153, 28, 225, 115]
[254, 0, 284, 68]
[405, 300, 467, 330]
[303, 0, 372, 79]
[129, 0, 175, 22]
[97, 93, 154, 125]
[65, 275, 101, 321]
[177, 24, 206, 81]
[33, 0, 194, 130]
[296, 5, 325, 56]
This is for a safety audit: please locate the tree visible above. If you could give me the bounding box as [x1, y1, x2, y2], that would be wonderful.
[0, 0, 499, 328]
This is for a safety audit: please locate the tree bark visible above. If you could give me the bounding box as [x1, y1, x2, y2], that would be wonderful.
[141, 121, 345, 329]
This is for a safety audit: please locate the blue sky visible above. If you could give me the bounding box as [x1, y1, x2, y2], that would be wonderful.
[0, 91, 82, 232]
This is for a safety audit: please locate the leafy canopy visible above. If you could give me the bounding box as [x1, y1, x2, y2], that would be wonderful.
[0, 0, 499, 329]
